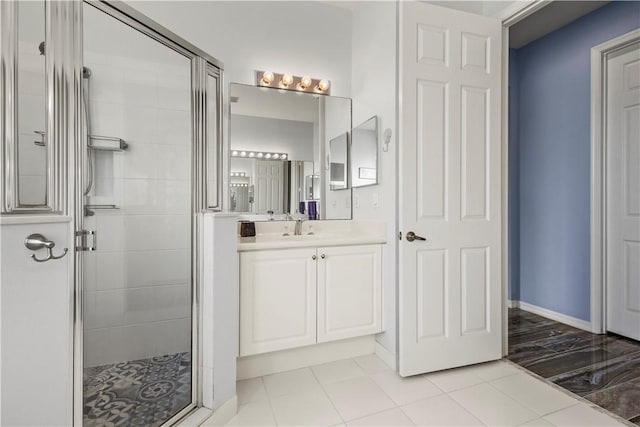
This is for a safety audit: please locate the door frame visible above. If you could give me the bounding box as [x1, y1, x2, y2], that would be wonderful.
[499, 0, 552, 356]
[590, 29, 640, 334]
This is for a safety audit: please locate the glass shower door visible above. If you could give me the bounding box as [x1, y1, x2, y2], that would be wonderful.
[81, 4, 194, 426]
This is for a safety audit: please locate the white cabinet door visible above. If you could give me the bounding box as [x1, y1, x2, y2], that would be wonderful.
[317, 245, 382, 343]
[239, 248, 317, 356]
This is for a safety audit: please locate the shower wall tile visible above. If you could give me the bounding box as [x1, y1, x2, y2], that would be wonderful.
[124, 214, 190, 250]
[84, 317, 191, 367]
[120, 104, 158, 144]
[89, 101, 125, 136]
[122, 143, 157, 179]
[156, 145, 191, 180]
[123, 179, 190, 214]
[83, 50, 192, 366]
[18, 133, 47, 175]
[17, 93, 45, 133]
[121, 67, 158, 108]
[95, 215, 125, 251]
[17, 52, 45, 96]
[157, 74, 191, 112]
[92, 249, 190, 290]
[125, 249, 191, 287]
[17, 176, 47, 205]
[156, 109, 191, 145]
[84, 283, 191, 330]
[88, 63, 127, 105]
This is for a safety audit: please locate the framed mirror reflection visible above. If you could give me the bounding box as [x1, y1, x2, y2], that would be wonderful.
[229, 83, 351, 220]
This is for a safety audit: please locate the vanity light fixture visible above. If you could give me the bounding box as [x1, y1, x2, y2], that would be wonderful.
[256, 70, 330, 95]
[298, 76, 312, 90]
[231, 150, 288, 161]
[261, 71, 274, 85]
[230, 172, 246, 177]
[281, 74, 294, 88]
[317, 79, 330, 92]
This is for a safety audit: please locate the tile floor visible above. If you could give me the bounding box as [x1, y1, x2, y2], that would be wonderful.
[83, 352, 191, 427]
[508, 308, 640, 425]
[220, 355, 629, 426]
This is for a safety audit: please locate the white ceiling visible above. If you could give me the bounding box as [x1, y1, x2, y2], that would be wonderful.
[509, 1, 609, 48]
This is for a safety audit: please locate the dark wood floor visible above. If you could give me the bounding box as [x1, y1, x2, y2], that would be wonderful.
[508, 308, 640, 425]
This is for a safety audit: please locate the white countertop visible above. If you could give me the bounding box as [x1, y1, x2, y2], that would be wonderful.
[237, 220, 387, 252]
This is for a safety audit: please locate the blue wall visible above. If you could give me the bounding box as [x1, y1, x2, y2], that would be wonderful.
[510, 1, 640, 321]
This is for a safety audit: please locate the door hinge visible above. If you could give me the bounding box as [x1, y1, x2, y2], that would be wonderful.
[76, 230, 97, 252]
[398, 231, 402, 241]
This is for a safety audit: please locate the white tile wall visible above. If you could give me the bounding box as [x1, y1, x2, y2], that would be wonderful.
[82, 6, 194, 367]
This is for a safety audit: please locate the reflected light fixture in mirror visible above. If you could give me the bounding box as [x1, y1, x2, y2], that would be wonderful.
[256, 70, 330, 95]
[231, 150, 288, 160]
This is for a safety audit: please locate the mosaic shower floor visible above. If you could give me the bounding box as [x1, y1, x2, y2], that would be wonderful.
[83, 352, 191, 427]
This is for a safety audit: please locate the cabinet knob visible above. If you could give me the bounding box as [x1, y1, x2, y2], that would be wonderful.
[312, 255, 317, 260]
[321, 254, 326, 259]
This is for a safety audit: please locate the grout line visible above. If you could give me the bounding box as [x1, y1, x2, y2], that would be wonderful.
[309, 363, 347, 425]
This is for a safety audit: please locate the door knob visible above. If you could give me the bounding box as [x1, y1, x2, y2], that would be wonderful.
[406, 231, 427, 242]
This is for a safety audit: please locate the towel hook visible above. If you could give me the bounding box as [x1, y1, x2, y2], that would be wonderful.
[24, 233, 68, 262]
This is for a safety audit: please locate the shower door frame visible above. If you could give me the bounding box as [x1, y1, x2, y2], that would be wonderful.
[73, 1, 223, 426]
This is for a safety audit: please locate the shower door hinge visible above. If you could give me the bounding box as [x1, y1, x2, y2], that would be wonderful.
[398, 231, 402, 241]
[76, 230, 97, 252]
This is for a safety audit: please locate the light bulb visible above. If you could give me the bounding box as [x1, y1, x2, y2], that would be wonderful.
[261, 71, 274, 85]
[317, 79, 330, 92]
[248, 152, 255, 158]
[232, 150, 238, 156]
[281, 154, 287, 160]
[281, 74, 294, 87]
[265, 153, 272, 159]
[240, 151, 247, 157]
[256, 152, 264, 158]
[272, 154, 280, 159]
[300, 76, 312, 89]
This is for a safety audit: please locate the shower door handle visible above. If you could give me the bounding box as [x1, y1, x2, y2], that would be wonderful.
[76, 230, 97, 251]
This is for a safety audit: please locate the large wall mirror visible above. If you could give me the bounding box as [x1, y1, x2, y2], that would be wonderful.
[229, 83, 351, 220]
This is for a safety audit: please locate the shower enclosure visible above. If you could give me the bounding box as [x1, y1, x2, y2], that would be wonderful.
[1, 1, 222, 425]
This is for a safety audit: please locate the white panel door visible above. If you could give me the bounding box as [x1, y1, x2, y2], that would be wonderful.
[317, 244, 382, 343]
[606, 42, 640, 340]
[255, 160, 284, 214]
[399, 2, 502, 376]
[239, 248, 317, 356]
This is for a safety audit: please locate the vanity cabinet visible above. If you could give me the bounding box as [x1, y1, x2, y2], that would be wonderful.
[239, 244, 382, 357]
[239, 248, 317, 356]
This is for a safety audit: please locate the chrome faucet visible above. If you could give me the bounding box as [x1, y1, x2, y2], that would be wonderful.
[294, 218, 304, 235]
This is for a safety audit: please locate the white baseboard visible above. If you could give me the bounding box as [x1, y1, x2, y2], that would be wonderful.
[514, 301, 592, 332]
[375, 342, 396, 371]
[237, 335, 376, 380]
[200, 395, 238, 426]
[508, 300, 520, 309]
